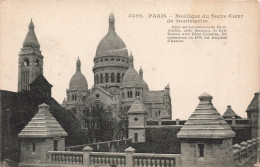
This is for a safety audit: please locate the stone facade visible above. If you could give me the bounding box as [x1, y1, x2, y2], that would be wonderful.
[61, 13, 172, 141]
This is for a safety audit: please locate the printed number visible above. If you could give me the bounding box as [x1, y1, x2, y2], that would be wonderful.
[128, 14, 143, 18]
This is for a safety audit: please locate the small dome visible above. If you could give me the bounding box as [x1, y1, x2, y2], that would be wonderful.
[69, 58, 88, 91]
[141, 79, 149, 92]
[95, 13, 128, 59]
[69, 72, 88, 90]
[139, 66, 149, 92]
[122, 54, 142, 88]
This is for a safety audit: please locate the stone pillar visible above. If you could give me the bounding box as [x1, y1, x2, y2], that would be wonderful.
[240, 141, 248, 158]
[252, 139, 258, 151]
[232, 117, 236, 126]
[82, 146, 93, 167]
[158, 118, 162, 126]
[125, 147, 135, 167]
[176, 119, 180, 125]
[233, 144, 241, 161]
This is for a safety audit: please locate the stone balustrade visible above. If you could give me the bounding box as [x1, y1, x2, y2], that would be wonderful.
[46, 146, 181, 167]
[133, 153, 180, 167]
[232, 138, 259, 166]
[90, 152, 126, 166]
[47, 151, 83, 165]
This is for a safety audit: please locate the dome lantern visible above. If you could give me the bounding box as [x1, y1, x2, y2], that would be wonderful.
[76, 56, 81, 72]
[129, 51, 134, 67]
[109, 12, 115, 32]
[139, 66, 143, 79]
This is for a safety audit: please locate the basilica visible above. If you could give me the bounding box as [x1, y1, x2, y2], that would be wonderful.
[61, 13, 172, 139]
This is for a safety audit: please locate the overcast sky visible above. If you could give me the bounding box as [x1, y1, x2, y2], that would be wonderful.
[0, 0, 259, 119]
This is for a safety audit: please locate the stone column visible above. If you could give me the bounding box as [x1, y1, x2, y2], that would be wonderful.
[82, 146, 93, 167]
[125, 147, 135, 167]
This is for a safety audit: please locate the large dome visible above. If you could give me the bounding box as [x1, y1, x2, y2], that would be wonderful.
[95, 13, 128, 59]
[69, 58, 88, 91]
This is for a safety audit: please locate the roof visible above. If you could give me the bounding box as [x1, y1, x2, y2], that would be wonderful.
[144, 91, 164, 103]
[246, 92, 260, 113]
[92, 86, 113, 97]
[177, 92, 235, 139]
[23, 20, 40, 47]
[128, 97, 146, 114]
[29, 74, 52, 87]
[95, 14, 128, 59]
[18, 103, 67, 138]
[223, 105, 241, 119]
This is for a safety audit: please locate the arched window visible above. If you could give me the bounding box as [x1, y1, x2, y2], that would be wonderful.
[122, 73, 124, 79]
[100, 74, 103, 83]
[127, 91, 130, 98]
[105, 73, 109, 83]
[35, 59, 39, 66]
[135, 91, 138, 97]
[111, 73, 115, 83]
[122, 92, 125, 98]
[117, 73, 120, 83]
[97, 74, 99, 84]
[130, 91, 132, 98]
[24, 59, 29, 66]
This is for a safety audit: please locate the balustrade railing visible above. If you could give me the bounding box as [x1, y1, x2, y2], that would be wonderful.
[233, 138, 259, 165]
[90, 152, 126, 167]
[46, 146, 181, 167]
[133, 153, 178, 167]
[47, 151, 83, 165]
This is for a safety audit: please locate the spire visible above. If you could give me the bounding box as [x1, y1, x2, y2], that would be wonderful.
[23, 19, 40, 48]
[129, 51, 134, 67]
[76, 57, 81, 72]
[139, 66, 143, 79]
[108, 12, 115, 32]
[29, 18, 34, 29]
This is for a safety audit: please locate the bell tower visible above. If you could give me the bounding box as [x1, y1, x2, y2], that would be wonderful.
[18, 19, 43, 92]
